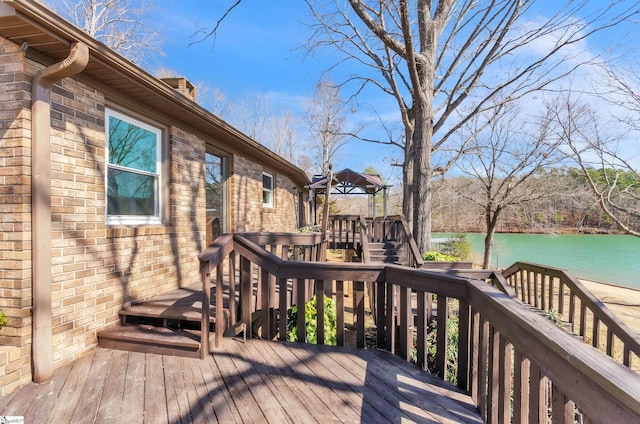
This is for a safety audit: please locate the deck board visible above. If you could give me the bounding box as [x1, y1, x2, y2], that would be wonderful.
[212, 345, 267, 423]
[122, 351, 146, 424]
[69, 347, 111, 423]
[0, 340, 482, 423]
[235, 340, 319, 423]
[24, 359, 74, 423]
[255, 339, 339, 423]
[46, 351, 94, 423]
[199, 352, 242, 424]
[283, 341, 392, 423]
[143, 353, 168, 424]
[95, 349, 128, 423]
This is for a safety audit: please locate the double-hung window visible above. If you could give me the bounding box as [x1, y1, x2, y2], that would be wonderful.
[105, 109, 162, 225]
[262, 171, 274, 208]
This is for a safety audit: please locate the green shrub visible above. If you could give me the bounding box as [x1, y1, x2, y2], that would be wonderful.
[441, 233, 471, 260]
[0, 312, 7, 329]
[286, 295, 337, 345]
[423, 251, 459, 262]
[545, 308, 563, 328]
[427, 314, 459, 385]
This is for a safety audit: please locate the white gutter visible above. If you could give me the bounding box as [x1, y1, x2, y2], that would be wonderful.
[31, 41, 89, 383]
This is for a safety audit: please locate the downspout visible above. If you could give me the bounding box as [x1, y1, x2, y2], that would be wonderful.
[31, 42, 89, 383]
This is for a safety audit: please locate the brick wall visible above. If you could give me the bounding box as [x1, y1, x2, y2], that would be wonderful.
[230, 155, 300, 232]
[0, 35, 303, 396]
[0, 39, 33, 395]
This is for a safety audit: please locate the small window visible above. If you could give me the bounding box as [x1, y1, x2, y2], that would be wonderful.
[105, 109, 162, 225]
[262, 171, 274, 208]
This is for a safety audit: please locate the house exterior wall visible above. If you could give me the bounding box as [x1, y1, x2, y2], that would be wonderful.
[0, 39, 33, 395]
[0, 35, 305, 395]
[230, 155, 301, 233]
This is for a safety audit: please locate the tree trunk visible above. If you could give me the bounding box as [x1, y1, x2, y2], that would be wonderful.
[483, 231, 494, 269]
[402, 127, 414, 229]
[412, 99, 433, 253]
[483, 208, 501, 269]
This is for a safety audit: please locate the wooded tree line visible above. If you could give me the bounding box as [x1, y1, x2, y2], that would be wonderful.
[430, 167, 640, 234]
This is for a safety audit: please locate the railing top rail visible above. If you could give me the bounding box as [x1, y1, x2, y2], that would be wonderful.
[503, 261, 640, 353]
[468, 279, 640, 422]
[398, 215, 424, 266]
[502, 261, 566, 278]
[198, 233, 234, 268]
[385, 265, 469, 299]
[232, 234, 386, 281]
[236, 231, 324, 246]
[328, 214, 363, 221]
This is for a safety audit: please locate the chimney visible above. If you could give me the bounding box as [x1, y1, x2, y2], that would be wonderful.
[160, 77, 197, 101]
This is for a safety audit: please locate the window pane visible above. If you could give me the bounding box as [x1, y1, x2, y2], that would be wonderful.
[263, 189, 272, 206]
[107, 168, 156, 216]
[206, 153, 224, 243]
[263, 173, 273, 189]
[262, 172, 273, 207]
[108, 116, 157, 173]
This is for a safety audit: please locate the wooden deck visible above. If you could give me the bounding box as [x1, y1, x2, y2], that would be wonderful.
[0, 339, 482, 423]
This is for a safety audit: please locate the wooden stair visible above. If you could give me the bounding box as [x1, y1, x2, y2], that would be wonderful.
[98, 325, 207, 358]
[368, 242, 409, 266]
[97, 285, 228, 358]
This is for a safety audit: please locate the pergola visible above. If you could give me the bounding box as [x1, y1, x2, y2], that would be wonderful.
[307, 168, 391, 224]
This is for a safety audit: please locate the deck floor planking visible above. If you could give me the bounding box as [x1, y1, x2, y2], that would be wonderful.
[0, 339, 482, 423]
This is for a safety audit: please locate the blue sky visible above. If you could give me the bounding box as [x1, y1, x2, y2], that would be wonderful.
[155, 1, 316, 100]
[144, 1, 639, 182]
[148, 1, 402, 182]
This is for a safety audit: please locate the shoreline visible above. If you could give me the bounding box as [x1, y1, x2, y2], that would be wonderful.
[579, 278, 640, 336]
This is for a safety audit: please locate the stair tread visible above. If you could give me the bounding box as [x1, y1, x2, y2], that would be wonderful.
[120, 304, 228, 322]
[98, 324, 201, 349]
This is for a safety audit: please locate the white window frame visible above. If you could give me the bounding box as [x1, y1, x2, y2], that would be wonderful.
[262, 171, 274, 208]
[105, 108, 163, 226]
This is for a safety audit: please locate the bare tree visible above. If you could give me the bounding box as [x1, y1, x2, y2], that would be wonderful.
[46, 0, 163, 64]
[225, 91, 272, 141]
[551, 95, 640, 236]
[221, 93, 303, 165]
[270, 111, 297, 163]
[305, 77, 356, 175]
[193, 83, 229, 116]
[302, 0, 640, 252]
[455, 103, 564, 268]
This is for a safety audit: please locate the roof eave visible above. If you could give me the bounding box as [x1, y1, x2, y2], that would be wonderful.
[0, 0, 310, 189]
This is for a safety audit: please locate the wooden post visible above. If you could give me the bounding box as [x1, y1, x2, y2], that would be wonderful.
[320, 166, 333, 261]
[201, 261, 211, 356]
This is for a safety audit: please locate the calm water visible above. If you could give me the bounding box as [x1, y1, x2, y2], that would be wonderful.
[433, 233, 640, 289]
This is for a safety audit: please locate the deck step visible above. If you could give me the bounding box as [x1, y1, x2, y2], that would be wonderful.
[97, 324, 212, 358]
[368, 242, 409, 266]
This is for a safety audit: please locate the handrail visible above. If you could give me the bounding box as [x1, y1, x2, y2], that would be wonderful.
[398, 214, 424, 267]
[501, 261, 640, 369]
[198, 233, 234, 353]
[198, 237, 640, 422]
[467, 279, 640, 422]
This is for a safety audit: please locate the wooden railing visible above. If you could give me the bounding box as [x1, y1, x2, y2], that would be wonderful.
[366, 215, 424, 267]
[326, 214, 423, 267]
[502, 261, 640, 370]
[326, 215, 365, 251]
[237, 231, 325, 262]
[199, 236, 640, 423]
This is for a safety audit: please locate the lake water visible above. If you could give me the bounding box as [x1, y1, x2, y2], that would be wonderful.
[433, 233, 640, 289]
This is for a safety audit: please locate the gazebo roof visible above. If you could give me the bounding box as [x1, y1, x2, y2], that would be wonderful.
[308, 168, 390, 195]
